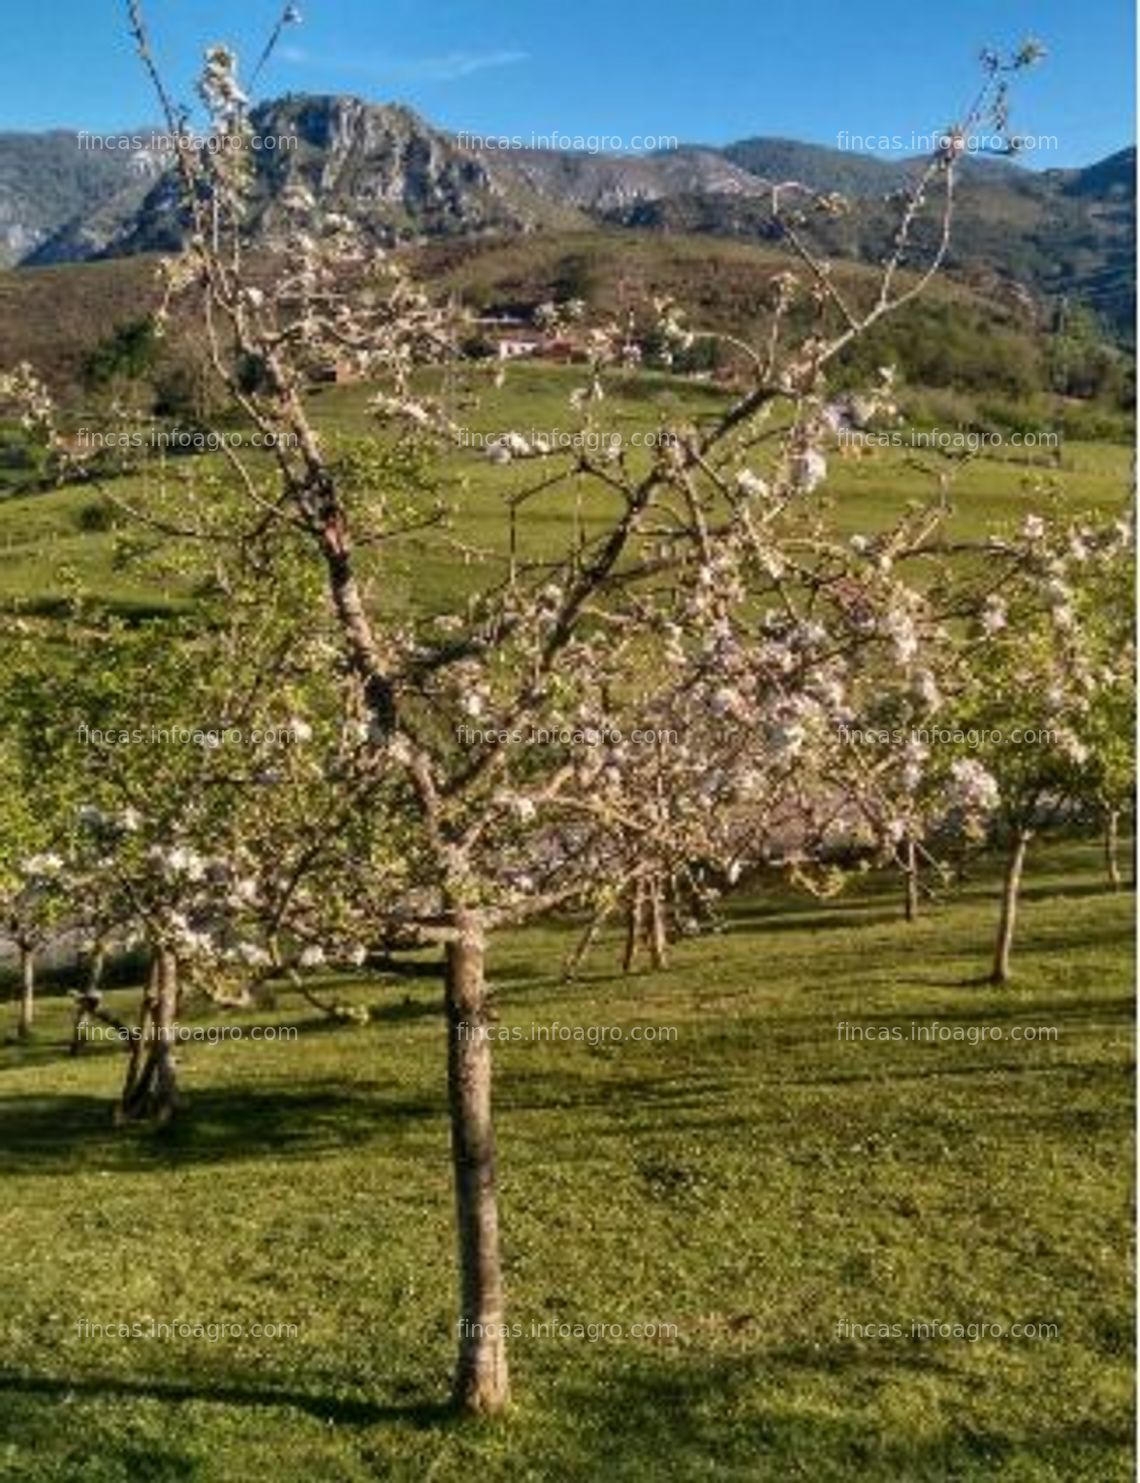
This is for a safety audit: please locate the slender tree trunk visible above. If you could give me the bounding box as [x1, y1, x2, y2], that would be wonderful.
[149, 949, 181, 1118]
[1105, 809, 1121, 892]
[72, 940, 108, 1055]
[119, 948, 181, 1124]
[646, 875, 669, 970]
[88, 940, 107, 995]
[70, 992, 92, 1056]
[904, 836, 919, 922]
[622, 880, 645, 974]
[563, 904, 608, 982]
[991, 829, 1031, 985]
[119, 952, 157, 1110]
[444, 909, 509, 1415]
[16, 944, 35, 1039]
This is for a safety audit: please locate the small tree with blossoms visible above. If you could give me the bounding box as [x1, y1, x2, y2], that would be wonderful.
[818, 495, 1065, 922]
[0, 847, 68, 1041]
[1065, 539, 1136, 890]
[1, 552, 405, 1114]
[0, 0, 1046, 1414]
[0, 634, 90, 1038]
[952, 513, 1135, 983]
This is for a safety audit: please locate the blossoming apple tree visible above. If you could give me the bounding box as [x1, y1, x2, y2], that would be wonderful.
[952, 512, 1135, 982]
[2, 1, 1050, 1415]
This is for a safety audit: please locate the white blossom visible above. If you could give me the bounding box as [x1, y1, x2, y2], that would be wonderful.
[735, 469, 770, 499]
[946, 759, 1000, 816]
[791, 449, 828, 493]
[980, 598, 1007, 635]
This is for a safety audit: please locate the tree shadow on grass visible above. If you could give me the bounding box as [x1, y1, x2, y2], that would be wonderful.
[0, 1347, 1130, 1479]
[783, 1057, 1131, 1092]
[891, 915, 1136, 972]
[487, 960, 556, 987]
[0, 993, 445, 1075]
[726, 903, 910, 935]
[0, 1081, 442, 1177]
[539, 1347, 1133, 1481]
[825, 994, 1134, 1028]
[0, 1370, 451, 1479]
[1017, 879, 1130, 906]
[369, 995, 443, 1026]
[0, 1036, 127, 1079]
[493, 1066, 757, 1151]
[0, 1369, 449, 1429]
[244, 999, 442, 1042]
[499, 1063, 731, 1115]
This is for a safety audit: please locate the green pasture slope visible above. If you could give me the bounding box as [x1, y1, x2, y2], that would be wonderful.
[0, 838, 1133, 1481]
[0, 365, 1131, 618]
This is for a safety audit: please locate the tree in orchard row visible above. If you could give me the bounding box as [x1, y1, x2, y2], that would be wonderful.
[952, 511, 1135, 983]
[1071, 542, 1136, 891]
[0, 839, 68, 1041]
[4, 2, 1046, 1414]
[818, 489, 1132, 935]
[0, 625, 88, 1038]
[0, 546, 413, 1113]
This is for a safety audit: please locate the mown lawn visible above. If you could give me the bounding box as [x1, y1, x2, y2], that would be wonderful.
[0, 837, 1132, 1481]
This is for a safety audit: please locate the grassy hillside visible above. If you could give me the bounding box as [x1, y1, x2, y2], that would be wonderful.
[0, 229, 1132, 416]
[0, 838, 1131, 1481]
[0, 365, 1129, 620]
[0, 256, 168, 392]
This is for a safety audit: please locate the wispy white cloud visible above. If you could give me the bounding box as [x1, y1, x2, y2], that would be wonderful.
[277, 45, 528, 84]
[394, 50, 529, 82]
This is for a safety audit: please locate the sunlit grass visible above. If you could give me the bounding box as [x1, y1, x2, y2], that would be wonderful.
[0, 836, 1131, 1480]
[0, 367, 1130, 617]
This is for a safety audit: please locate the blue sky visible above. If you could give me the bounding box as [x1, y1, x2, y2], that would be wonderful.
[2, 0, 1134, 167]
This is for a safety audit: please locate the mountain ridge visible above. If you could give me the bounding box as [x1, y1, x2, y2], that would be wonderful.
[2, 96, 1133, 341]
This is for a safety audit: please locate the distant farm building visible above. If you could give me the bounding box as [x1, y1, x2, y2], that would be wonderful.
[495, 333, 545, 361]
[469, 316, 589, 363]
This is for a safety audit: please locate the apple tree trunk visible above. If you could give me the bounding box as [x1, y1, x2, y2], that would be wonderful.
[444, 909, 510, 1414]
[16, 944, 35, 1040]
[992, 829, 1031, 985]
[119, 947, 181, 1123]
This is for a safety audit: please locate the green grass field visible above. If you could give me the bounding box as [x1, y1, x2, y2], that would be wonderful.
[0, 366, 1130, 618]
[0, 837, 1132, 1482]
